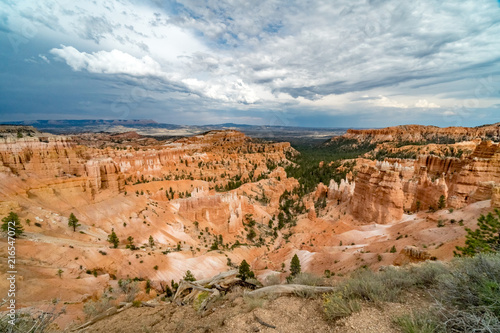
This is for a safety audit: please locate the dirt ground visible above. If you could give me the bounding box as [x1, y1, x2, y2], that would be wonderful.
[74, 290, 426, 333]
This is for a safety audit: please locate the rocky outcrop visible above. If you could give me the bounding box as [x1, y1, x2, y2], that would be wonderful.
[350, 165, 405, 224]
[349, 141, 500, 223]
[393, 246, 432, 265]
[314, 182, 328, 199]
[0, 129, 292, 205]
[492, 186, 500, 208]
[328, 123, 500, 145]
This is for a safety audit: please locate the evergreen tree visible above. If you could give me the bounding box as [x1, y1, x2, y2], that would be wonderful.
[126, 236, 135, 249]
[210, 240, 219, 250]
[237, 260, 255, 281]
[1, 212, 24, 238]
[455, 209, 500, 256]
[290, 254, 301, 277]
[247, 228, 257, 241]
[149, 235, 155, 248]
[107, 229, 119, 248]
[183, 270, 196, 281]
[68, 213, 80, 232]
[438, 195, 446, 209]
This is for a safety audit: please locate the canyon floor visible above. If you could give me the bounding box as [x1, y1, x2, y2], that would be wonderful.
[0, 123, 499, 331]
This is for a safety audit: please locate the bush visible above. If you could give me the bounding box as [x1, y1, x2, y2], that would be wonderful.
[193, 291, 210, 311]
[243, 294, 266, 311]
[83, 297, 113, 319]
[339, 268, 390, 302]
[323, 293, 361, 322]
[0, 302, 63, 332]
[336, 266, 431, 303]
[290, 272, 323, 286]
[1, 211, 24, 237]
[394, 310, 442, 333]
[264, 274, 281, 286]
[183, 270, 196, 282]
[118, 278, 138, 302]
[408, 261, 448, 288]
[436, 254, 500, 318]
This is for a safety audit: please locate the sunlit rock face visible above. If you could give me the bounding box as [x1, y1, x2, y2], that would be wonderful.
[346, 141, 500, 224]
[331, 123, 500, 145]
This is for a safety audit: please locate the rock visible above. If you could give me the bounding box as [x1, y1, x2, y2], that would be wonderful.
[314, 182, 328, 199]
[393, 246, 432, 266]
[326, 123, 500, 146]
[492, 186, 500, 208]
[348, 140, 500, 223]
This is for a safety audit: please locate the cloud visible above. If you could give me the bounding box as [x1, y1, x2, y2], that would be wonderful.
[75, 16, 117, 44]
[415, 99, 440, 108]
[371, 95, 408, 109]
[50, 45, 162, 77]
[2, 0, 500, 127]
[38, 54, 50, 64]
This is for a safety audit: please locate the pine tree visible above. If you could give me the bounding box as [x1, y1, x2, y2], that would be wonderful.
[107, 229, 119, 248]
[68, 213, 81, 232]
[438, 195, 446, 209]
[126, 236, 135, 250]
[183, 270, 196, 281]
[455, 209, 500, 256]
[290, 254, 301, 277]
[1, 212, 24, 238]
[149, 235, 155, 248]
[237, 260, 255, 281]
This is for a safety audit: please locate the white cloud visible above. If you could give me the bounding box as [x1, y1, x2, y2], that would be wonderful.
[38, 54, 50, 64]
[50, 45, 162, 76]
[415, 99, 440, 108]
[372, 95, 408, 109]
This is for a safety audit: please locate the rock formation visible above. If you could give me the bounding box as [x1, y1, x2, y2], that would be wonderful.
[348, 141, 500, 223]
[327, 123, 500, 145]
[393, 246, 432, 266]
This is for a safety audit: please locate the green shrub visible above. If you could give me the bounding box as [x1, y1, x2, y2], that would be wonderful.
[455, 209, 500, 256]
[408, 261, 447, 288]
[1, 212, 24, 237]
[394, 310, 443, 333]
[437, 254, 500, 318]
[323, 293, 361, 322]
[264, 274, 281, 286]
[290, 272, 323, 286]
[243, 294, 266, 311]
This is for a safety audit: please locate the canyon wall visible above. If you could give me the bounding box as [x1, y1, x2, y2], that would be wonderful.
[0, 130, 293, 205]
[329, 123, 500, 144]
[345, 140, 500, 223]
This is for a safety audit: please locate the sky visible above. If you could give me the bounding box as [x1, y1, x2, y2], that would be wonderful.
[0, 0, 499, 128]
